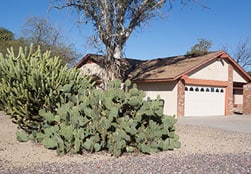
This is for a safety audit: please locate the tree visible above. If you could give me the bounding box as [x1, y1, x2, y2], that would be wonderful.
[187, 38, 212, 56]
[233, 40, 251, 71]
[222, 39, 251, 71]
[21, 16, 79, 66]
[0, 27, 28, 56]
[51, 0, 205, 87]
[0, 27, 15, 42]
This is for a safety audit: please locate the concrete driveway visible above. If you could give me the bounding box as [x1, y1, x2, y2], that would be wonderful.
[178, 115, 251, 133]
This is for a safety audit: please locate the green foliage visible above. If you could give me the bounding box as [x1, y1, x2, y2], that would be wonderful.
[187, 38, 212, 56]
[0, 45, 92, 132]
[0, 27, 27, 57]
[16, 131, 29, 142]
[27, 79, 180, 157]
[1, 46, 180, 157]
[0, 27, 14, 42]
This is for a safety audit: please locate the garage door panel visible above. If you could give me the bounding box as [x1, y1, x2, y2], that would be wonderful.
[185, 86, 225, 116]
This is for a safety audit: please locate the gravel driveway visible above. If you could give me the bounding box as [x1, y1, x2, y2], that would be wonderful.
[1, 112, 251, 173]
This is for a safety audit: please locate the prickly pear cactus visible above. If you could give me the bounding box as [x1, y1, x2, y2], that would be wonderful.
[30, 79, 180, 157]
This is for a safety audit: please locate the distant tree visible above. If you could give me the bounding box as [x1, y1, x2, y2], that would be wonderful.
[0, 27, 15, 42]
[0, 27, 28, 56]
[51, 0, 206, 88]
[233, 40, 251, 71]
[187, 38, 212, 56]
[21, 16, 79, 66]
[222, 39, 251, 71]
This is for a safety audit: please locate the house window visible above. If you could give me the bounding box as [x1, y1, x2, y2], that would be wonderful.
[189, 87, 194, 91]
[220, 89, 224, 93]
[211, 87, 214, 92]
[200, 88, 204, 92]
[185, 87, 188, 91]
[216, 88, 219, 93]
[206, 88, 210, 92]
[195, 87, 199, 92]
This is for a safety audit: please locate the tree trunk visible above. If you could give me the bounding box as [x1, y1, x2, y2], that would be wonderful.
[113, 45, 123, 59]
[99, 44, 123, 89]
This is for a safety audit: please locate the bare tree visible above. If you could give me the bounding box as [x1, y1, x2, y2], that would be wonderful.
[22, 17, 58, 46]
[51, 0, 205, 87]
[234, 40, 251, 71]
[222, 39, 251, 71]
[21, 16, 79, 66]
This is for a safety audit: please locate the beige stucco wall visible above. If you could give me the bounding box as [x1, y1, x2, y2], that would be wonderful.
[189, 59, 228, 81]
[234, 89, 243, 104]
[233, 68, 248, 83]
[79, 63, 106, 77]
[234, 93, 243, 104]
[136, 81, 178, 116]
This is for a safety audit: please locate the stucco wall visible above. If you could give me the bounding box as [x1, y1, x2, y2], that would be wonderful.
[189, 59, 228, 81]
[136, 81, 178, 116]
[234, 89, 243, 104]
[233, 68, 248, 83]
[79, 63, 106, 77]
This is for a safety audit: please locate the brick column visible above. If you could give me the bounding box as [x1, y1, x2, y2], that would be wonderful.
[226, 64, 234, 115]
[177, 79, 185, 117]
[243, 83, 251, 115]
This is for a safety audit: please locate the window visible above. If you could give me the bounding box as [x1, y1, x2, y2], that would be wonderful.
[216, 88, 219, 93]
[189, 87, 194, 91]
[200, 88, 204, 92]
[195, 87, 199, 92]
[220, 89, 224, 93]
[185, 87, 188, 91]
[206, 88, 210, 92]
[211, 87, 214, 92]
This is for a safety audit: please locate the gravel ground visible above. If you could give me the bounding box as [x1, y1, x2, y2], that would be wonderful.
[1, 153, 251, 174]
[1, 112, 251, 174]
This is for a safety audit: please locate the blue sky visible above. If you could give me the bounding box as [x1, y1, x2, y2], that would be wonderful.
[0, 0, 251, 62]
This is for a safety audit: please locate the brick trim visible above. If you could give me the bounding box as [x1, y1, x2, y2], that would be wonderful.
[177, 80, 185, 116]
[183, 77, 228, 87]
[226, 64, 234, 115]
[243, 83, 251, 115]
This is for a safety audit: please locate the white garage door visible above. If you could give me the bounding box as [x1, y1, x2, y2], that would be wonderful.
[184, 86, 225, 116]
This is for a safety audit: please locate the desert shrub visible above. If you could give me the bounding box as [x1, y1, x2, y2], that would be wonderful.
[0, 45, 92, 132]
[17, 79, 180, 157]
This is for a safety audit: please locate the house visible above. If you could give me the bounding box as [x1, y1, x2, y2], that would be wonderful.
[76, 51, 251, 116]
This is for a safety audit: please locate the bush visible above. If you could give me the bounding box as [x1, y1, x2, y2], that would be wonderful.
[17, 79, 180, 157]
[0, 45, 92, 132]
[1, 45, 180, 157]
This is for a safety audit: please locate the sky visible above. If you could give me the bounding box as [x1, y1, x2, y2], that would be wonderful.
[0, 0, 251, 62]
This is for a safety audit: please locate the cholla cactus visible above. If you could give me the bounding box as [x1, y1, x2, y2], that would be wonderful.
[0, 45, 92, 132]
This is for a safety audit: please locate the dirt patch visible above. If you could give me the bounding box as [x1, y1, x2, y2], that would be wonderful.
[0, 112, 113, 168]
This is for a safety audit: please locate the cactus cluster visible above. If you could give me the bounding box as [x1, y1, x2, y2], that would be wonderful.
[0, 45, 92, 132]
[30, 79, 179, 157]
[0, 46, 180, 157]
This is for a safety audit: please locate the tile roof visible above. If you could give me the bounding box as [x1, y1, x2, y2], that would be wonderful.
[129, 51, 224, 81]
[76, 51, 251, 82]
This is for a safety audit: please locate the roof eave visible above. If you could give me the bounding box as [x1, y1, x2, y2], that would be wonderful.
[132, 78, 176, 83]
[220, 52, 251, 82]
[75, 54, 92, 68]
[172, 51, 225, 80]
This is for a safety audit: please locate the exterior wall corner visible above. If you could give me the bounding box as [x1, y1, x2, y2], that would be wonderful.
[177, 79, 185, 116]
[243, 83, 251, 115]
[226, 64, 234, 115]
